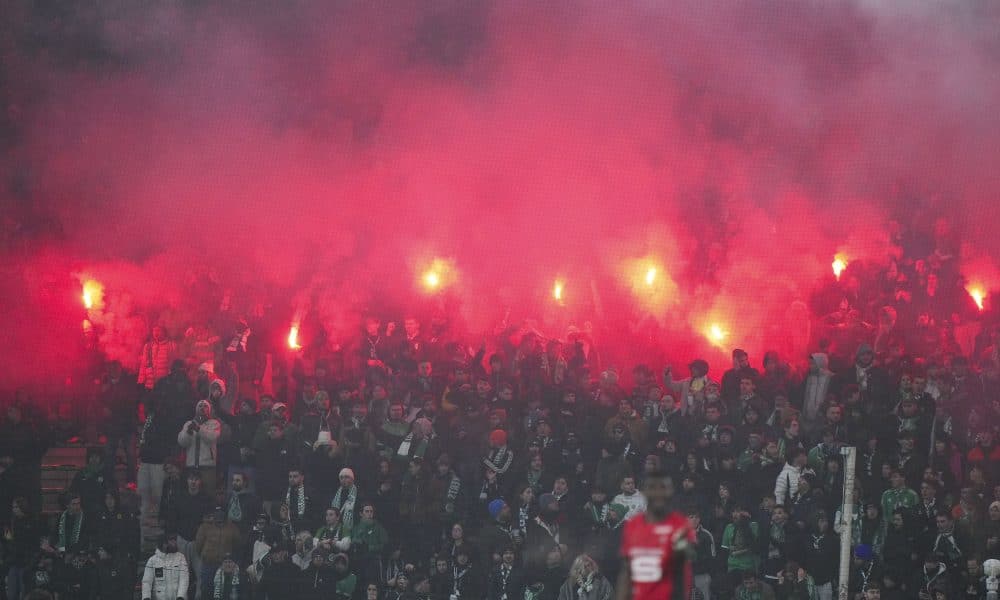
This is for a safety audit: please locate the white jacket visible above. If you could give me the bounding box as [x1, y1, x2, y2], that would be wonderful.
[774, 463, 813, 506]
[177, 417, 221, 467]
[142, 549, 189, 600]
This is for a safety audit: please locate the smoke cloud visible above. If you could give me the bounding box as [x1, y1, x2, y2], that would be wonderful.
[1, 1, 998, 390]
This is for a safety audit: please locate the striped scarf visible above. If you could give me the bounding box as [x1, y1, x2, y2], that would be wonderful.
[213, 569, 239, 600]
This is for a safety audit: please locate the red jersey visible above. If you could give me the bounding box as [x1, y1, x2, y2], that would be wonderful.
[620, 511, 693, 600]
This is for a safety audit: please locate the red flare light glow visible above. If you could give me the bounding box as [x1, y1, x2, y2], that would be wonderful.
[706, 322, 729, 346]
[422, 270, 441, 290]
[967, 285, 986, 311]
[81, 279, 103, 310]
[552, 280, 565, 303]
[418, 258, 454, 293]
[832, 255, 848, 281]
[287, 325, 302, 349]
[645, 267, 657, 286]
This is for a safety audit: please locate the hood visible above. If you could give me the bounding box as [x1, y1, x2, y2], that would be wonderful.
[810, 353, 830, 372]
[210, 378, 226, 396]
[196, 399, 213, 417]
[855, 343, 873, 361]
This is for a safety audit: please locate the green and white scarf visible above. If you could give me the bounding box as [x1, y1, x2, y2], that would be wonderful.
[213, 569, 240, 600]
[331, 485, 357, 531]
[58, 511, 82, 550]
[287, 485, 307, 519]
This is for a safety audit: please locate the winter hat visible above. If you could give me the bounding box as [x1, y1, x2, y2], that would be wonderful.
[272, 402, 288, 413]
[608, 503, 628, 519]
[339, 468, 355, 481]
[489, 429, 508, 447]
[196, 399, 212, 415]
[854, 544, 873, 560]
[488, 499, 507, 520]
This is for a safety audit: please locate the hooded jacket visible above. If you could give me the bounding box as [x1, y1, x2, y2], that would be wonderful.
[142, 548, 189, 600]
[178, 400, 222, 468]
[800, 353, 832, 425]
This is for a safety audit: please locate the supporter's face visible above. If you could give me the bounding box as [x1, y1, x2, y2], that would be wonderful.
[326, 509, 339, 525]
[920, 483, 935, 500]
[765, 442, 779, 457]
[772, 507, 786, 523]
[372, 386, 387, 401]
[864, 589, 880, 600]
[188, 477, 202, 493]
[288, 471, 304, 487]
[891, 472, 905, 488]
[164, 536, 178, 553]
[362, 505, 374, 520]
[152, 326, 164, 341]
[936, 515, 951, 532]
[826, 406, 842, 422]
[739, 379, 754, 396]
[389, 405, 403, 420]
[69, 498, 82, 513]
[404, 319, 419, 336]
[705, 407, 720, 422]
[622, 478, 636, 494]
[521, 487, 534, 504]
[553, 478, 568, 495]
[737, 355, 750, 369]
[866, 505, 878, 519]
[500, 388, 513, 402]
[858, 351, 874, 367]
[530, 456, 542, 470]
[892, 513, 903, 528]
[619, 401, 632, 417]
[365, 320, 379, 336]
[787, 420, 800, 436]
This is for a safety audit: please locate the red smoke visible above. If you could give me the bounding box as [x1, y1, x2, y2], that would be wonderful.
[1, 2, 999, 390]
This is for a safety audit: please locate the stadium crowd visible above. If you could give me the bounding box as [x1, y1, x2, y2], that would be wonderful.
[1, 242, 1000, 600]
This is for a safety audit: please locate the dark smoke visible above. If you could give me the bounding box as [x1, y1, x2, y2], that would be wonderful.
[1, 1, 999, 390]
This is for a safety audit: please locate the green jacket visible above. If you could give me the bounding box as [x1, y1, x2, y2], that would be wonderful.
[880, 487, 918, 525]
[335, 572, 356, 599]
[351, 519, 388, 556]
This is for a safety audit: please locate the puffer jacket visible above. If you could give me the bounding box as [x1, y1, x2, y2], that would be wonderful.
[142, 549, 189, 600]
[178, 401, 222, 468]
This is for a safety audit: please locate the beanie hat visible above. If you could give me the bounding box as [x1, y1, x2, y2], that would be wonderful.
[488, 499, 507, 520]
[854, 544, 873, 560]
[608, 503, 629, 519]
[489, 429, 508, 447]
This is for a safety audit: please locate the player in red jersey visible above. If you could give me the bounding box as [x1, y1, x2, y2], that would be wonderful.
[616, 471, 696, 600]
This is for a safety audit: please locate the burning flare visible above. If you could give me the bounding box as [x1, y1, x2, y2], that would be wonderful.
[81, 279, 103, 310]
[831, 255, 848, 281]
[706, 323, 729, 346]
[287, 325, 302, 349]
[553, 280, 565, 302]
[645, 267, 657, 286]
[423, 270, 441, 290]
[967, 285, 986, 311]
